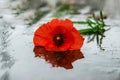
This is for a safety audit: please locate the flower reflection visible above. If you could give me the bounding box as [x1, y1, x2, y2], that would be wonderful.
[33, 46, 84, 69]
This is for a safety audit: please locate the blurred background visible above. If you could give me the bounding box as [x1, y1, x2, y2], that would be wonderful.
[10, 0, 120, 25]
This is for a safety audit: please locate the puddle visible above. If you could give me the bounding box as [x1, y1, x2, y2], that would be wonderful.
[0, 0, 120, 80]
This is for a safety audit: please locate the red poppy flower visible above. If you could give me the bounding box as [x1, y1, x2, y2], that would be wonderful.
[33, 19, 84, 51]
[34, 46, 84, 69]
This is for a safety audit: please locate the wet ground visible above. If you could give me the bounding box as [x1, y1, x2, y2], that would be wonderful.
[0, 0, 120, 80]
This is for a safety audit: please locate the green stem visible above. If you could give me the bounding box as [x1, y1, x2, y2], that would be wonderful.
[78, 27, 105, 35]
[78, 28, 94, 35]
[73, 21, 96, 24]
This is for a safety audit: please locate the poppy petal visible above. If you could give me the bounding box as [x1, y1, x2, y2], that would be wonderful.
[33, 19, 84, 51]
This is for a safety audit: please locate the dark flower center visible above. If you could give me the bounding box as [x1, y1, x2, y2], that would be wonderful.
[53, 34, 64, 46]
[54, 52, 65, 60]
